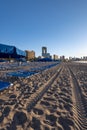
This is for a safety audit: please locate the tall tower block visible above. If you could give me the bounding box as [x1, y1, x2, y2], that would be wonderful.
[42, 47, 47, 57]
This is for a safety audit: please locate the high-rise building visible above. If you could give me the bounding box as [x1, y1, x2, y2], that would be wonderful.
[60, 55, 65, 61]
[53, 54, 58, 60]
[83, 56, 87, 60]
[25, 50, 35, 60]
[42, 47, 47, 57]
[42, 46, 51, 58]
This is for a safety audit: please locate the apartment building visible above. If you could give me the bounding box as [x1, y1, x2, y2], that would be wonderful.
[25, 50, 35, 60]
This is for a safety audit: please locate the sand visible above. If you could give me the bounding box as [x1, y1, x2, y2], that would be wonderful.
[0, 62, 87, 130]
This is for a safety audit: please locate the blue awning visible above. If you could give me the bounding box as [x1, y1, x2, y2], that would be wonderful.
[0, 43, 26, 58]
[0, 81, 11, 90]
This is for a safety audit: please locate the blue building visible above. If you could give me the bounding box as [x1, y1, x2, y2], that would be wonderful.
[0, 43, 26, 58]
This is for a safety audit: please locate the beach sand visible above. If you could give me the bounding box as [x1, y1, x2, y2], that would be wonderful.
[0, 62, 87, 130]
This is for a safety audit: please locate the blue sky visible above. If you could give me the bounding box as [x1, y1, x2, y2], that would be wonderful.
[0, 0, 87, 58]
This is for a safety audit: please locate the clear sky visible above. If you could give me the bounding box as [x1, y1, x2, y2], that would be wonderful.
[0, 0, 87, 58]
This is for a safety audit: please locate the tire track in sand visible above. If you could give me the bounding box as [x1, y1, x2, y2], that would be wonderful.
[69, 67, 87, 130]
